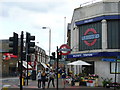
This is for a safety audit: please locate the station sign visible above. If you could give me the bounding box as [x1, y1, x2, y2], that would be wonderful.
[59, 44, 71, 55]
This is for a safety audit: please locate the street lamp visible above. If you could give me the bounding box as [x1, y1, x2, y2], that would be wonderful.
[42, 27, 51, 60]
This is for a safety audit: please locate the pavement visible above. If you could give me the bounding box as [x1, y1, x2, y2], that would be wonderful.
[1, 77, 118, 90]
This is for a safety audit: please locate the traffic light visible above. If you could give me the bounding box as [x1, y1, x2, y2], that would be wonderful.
[52, 52, 55, 59]
[23, 52, 26, 60]
[58, 52, 62, 59]
[50, 52, 55, 59]
[26, 32, 35, 54]
[9, 32, 18, 55]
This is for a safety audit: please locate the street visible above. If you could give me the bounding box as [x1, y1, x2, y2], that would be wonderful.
[1, 77, 118, 90]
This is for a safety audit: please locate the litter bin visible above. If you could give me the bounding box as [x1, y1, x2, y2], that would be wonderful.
[32, 70, 36, 80]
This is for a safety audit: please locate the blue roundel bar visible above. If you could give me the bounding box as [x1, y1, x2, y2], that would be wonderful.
[67, 52, 120, 58]
[82, 34, 100, 40]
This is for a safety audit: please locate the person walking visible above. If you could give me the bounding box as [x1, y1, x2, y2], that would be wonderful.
[45, 68, 49, 82]
[37, 70, 42, 88]
[41, 69, 47, 89]
[47, 70, 55, 88]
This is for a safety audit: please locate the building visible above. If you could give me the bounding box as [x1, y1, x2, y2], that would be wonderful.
[67, 0, 120, 86]
[0, 39, 48, 77]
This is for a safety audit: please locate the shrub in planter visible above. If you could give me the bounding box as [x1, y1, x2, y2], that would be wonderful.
[101, 77, 113, 87]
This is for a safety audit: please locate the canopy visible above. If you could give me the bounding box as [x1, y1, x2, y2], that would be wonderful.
[17, 61, 32, 69]
[67, 60, 91, 66]
[22, 61, 32, 69]
[41, 62, 48, 68]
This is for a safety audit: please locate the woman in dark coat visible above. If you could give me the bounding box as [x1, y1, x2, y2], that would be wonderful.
[41, 70, 47, 89]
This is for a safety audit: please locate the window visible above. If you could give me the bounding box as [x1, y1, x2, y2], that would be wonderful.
[110, 62, 120, 74]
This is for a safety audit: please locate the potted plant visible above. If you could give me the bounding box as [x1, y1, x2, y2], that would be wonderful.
[101, 77, 113, 88]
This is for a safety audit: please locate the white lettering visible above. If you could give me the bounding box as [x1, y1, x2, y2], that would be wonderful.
[83, 54, 93, 56]
[73, 54, 82, 57]
[82, 34, 100, 40]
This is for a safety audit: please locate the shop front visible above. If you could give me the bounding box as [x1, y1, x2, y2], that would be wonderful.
[67, 52, 120, 86]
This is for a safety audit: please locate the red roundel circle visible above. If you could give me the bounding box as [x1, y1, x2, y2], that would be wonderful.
[84, 28, 97, 46]
[60, 44, 71, 55]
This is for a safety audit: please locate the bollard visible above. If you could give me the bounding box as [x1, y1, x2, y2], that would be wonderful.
[3, 87, 8, 90]
[2, 85, 11, 90]
[58, 74, 60, 78]
[22, 78, 24, 86]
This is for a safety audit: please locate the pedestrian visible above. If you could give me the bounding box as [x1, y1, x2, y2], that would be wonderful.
[45, 68, 49, 82]
[47, 70, 55, 88]
[37, 70, 42, 88]
[61, 70, 66, 79]
[41, 69, 47, 89]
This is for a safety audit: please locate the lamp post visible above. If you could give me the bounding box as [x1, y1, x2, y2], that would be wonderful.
[42, 27, 51, 61]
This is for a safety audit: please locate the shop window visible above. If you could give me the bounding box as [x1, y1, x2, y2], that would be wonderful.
[82, 61, 94, 75]
[110, 62, 120, 74]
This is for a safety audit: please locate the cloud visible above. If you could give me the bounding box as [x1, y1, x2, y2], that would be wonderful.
[1, 1, 66, 14]
[1, 0, 101, 54]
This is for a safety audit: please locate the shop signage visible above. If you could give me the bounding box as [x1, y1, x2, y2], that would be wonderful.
[82, 28, 100, 46]
[2, 53, 18, 60]
[102, 58, 120, 62]
[102, 58, 116, 62]
[67, 52, 120, 58]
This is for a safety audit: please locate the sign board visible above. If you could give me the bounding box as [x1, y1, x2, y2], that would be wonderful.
[67, 52, 120, 58]
[102, 58, 116, 62]
[59, 44, 71, 55]
[82, 28, 100, 46]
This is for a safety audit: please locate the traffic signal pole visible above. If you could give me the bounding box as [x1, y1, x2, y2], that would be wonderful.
[26, 32, 29, 86]
[20, 31, 24, 90]
[26, 32, 35, 85]
[26, 42, 29, 86]
[56, 46, 59, 90]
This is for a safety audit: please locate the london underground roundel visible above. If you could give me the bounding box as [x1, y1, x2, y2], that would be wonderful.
[60, 44, 71, 55]
[82, 28, 100, 46]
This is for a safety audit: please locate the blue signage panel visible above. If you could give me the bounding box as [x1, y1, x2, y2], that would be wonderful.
[67, 52, 120, 58]
[82, 34, 100, 40]
[102, 58, 116, 62]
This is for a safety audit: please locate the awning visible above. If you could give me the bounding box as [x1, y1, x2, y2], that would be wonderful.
[17, 61, 32, 69]
[23, 61, 32, 69]
[40, 62, 48, 68]
[3, 53, 18, 60]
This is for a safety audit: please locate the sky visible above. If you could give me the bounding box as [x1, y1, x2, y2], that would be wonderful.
[0, 0, 102, 55]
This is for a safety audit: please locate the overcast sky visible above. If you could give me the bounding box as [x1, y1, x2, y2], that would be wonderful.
[0, 0, 102, 55]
